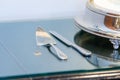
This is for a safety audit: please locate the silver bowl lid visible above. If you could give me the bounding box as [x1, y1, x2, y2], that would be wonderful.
[87, 0, 120, 17]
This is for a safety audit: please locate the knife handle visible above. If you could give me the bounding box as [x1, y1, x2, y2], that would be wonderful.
[72, 44, 92, 56]
[50, 43, 68, 60]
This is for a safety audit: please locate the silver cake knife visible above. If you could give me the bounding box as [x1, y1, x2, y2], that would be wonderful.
[49, 31, 92, 57]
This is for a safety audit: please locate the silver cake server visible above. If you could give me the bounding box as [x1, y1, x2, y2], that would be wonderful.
[36, 27, 68, 60]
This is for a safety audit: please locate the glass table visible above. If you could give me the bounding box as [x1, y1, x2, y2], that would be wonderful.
[0, 19, 120, 79]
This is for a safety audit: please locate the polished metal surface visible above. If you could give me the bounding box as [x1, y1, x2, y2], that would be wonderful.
[87, 0, 120, 30]
[114, 17, 120, 29]
[75, 16, 120, 49]
[75, 0, 120, 48]
[75, 17, 120, 39]
[18, 70, 120, 80]
[87, 0, 120, 17]
[104, 16, 120, 30]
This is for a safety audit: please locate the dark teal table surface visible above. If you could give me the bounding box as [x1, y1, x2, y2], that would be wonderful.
[0, 19, 119, 79]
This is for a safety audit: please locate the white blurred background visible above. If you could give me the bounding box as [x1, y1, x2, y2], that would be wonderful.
[0, 0, 87, 21]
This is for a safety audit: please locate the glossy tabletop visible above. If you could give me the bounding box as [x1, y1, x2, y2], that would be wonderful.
[0, 19, 119, 79]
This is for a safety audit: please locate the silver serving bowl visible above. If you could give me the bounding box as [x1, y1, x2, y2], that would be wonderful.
[74, 0, 120, 49]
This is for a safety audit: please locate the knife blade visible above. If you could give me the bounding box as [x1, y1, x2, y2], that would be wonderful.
[49, 31, 92, 57]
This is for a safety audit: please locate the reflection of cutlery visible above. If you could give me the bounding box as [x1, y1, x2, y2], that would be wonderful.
[36, 27, 68, 60]
[86, 54, 120, 68]
[49, 31, 92, 56]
